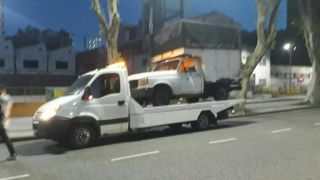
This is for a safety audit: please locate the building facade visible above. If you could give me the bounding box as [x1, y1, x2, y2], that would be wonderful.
[15, 43, 48, 74]
[241, 49, 271, 87]
[48, 46, 75, 75]
[0, 40, 14, 74]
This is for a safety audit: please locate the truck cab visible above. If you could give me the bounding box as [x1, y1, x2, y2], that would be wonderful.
[129, 55, 205, 105]
[33, 63, 131, 148]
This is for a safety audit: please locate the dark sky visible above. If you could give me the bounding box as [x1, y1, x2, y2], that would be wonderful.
[4, 0, 287, 50]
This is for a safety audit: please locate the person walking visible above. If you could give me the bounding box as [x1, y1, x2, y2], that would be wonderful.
[0, 86, 17, 161]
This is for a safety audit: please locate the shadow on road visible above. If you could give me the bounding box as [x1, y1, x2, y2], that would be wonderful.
[94, 120, 254, 147]
[13, 120, 254, 156]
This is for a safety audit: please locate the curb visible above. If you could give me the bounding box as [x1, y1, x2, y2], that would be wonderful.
[231, 105, 319, 118]
[246, 97, 305, 104]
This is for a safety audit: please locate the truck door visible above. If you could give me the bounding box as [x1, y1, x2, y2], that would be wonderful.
[85, 72, 129, 134]
[178, 59, 203, 95]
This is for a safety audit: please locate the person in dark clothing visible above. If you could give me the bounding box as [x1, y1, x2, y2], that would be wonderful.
[0, 86, 17, 161]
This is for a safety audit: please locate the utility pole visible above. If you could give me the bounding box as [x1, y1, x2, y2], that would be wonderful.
[0, 0, 4, 40]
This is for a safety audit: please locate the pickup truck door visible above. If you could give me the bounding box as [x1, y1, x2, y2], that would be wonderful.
[83, 72, 129, 134]
[178, 59, 203, 95]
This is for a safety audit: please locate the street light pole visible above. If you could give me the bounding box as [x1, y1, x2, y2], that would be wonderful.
[289, 50, 292, 93]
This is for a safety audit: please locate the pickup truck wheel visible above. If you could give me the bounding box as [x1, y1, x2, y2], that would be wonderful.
[214, 88, 228, 100]
[153, 88, 170, 106]
[192, 113, 211, 131]
[186, 97, 199, 103]
[68, 124, 96, 149]
[169, 123, 183, 130]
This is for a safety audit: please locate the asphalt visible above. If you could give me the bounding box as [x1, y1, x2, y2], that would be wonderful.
[4, 95, 314, 142]
[1, 108, 320, 179]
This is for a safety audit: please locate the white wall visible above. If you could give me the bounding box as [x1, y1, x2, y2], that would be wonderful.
[48, 46, 75, 75]
[241, 49, 271, 87]
[270, 65, 312, 88]
[0, 40, 14, 74]
[185, 48, 241, 82]
[15, 43, 47, 74]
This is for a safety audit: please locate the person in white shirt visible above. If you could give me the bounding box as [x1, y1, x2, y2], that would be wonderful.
[0, 86, 17, 161]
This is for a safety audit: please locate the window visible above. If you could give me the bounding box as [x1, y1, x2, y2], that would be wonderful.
[90, 73, 120, 98]
[260, 58, 266, 66]
[142, 58, 147, 66]
[0, 59, 4, 68]
[23, 60, 39, 68]
[259, 79, 267, 86]
[179, 59, 197, 73]
[56, 61, 68, 69]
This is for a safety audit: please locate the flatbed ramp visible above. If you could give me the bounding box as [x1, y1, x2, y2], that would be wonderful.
[130, 99, 244, 128]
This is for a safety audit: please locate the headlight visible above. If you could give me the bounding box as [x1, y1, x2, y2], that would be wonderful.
[138, 78, 148, 87]
[39, 105, 60, 121]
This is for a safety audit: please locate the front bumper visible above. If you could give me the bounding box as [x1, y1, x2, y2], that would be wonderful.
[33, 116, 71, 141]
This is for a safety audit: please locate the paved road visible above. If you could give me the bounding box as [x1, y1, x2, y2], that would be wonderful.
[1, 108, 320, 180]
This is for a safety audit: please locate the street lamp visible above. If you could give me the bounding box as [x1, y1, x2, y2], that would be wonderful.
[283, 43, 296, 94]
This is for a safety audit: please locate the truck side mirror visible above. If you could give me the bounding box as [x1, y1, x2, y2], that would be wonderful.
[82, 86, 93, 101]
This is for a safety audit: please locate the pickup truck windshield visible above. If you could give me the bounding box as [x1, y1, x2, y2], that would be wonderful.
[152, 60, 180, 72]
[64, 75, 94, 96]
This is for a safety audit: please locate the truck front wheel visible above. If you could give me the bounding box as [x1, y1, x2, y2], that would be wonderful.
[68, 124, 96, 149]
[153, 87, 171, 106]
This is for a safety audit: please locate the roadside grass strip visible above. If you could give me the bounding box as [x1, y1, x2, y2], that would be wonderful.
[0, 174, 30, 180]
[111, 150, 160, 162]
[271, 128, 292, 134]
[209, 138, 237, 144]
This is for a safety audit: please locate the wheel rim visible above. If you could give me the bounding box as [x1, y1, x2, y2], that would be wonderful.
[74, 127, 91, 146]
[198, 115, 209, 129]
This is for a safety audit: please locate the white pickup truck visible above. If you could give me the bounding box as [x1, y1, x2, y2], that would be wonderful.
[129, 51, 241, 106]
[33, 62, 243, 149]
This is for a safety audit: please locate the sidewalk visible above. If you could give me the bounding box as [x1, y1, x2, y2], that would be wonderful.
[4, 95, 317, 142]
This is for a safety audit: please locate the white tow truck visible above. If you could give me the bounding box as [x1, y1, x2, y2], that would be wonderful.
[33, 62, 243, 149]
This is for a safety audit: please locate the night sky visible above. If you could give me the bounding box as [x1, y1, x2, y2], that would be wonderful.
[4, 0, 287, 50]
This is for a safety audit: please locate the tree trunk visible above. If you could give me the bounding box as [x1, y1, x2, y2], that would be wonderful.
[307, 60, 320, 104]
[106, 38, 119, 64]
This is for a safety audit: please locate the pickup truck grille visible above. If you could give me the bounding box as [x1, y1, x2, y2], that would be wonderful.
[129, 80, 138, 89]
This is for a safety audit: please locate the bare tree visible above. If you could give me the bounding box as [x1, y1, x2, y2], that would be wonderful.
[298, 0, 320, 105]
[237, 0, 282, 102]
[92, 0, 120, 64]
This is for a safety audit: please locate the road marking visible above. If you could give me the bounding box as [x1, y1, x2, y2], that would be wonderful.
[209, 138, 237, 144]
[0, 174, 30, 180]
[314, 122, 320, 126]
[111, 150, 160, 162]
[271, 128, 292, 134]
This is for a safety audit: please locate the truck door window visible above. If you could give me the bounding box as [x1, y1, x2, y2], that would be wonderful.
[180, 59, 196, 73]
[91, 73, 120, 98]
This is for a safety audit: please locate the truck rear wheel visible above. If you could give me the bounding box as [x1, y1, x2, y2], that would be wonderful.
[214, 88, 228, 100]
[68, 124, 96, 149]
[192, 113, 211, 131]
[153, 87, 171, 106]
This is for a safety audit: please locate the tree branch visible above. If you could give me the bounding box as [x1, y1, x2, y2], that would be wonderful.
[265, 0, 281, 46]
[256, 0, 267, 47]
[92, 0, 109, 37]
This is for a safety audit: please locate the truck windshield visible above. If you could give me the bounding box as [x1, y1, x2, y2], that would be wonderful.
[152, 60, 180, 72]
[64, 75, 94, 96]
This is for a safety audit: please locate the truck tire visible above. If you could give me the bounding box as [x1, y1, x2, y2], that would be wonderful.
[68, 124, 96, 149]
[169, 123, 183, 130]
[153, 87, 171, 106]
[214, 88, 228, 100]
[192, 113, 211, 131]
[186, 97, 199, 103]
